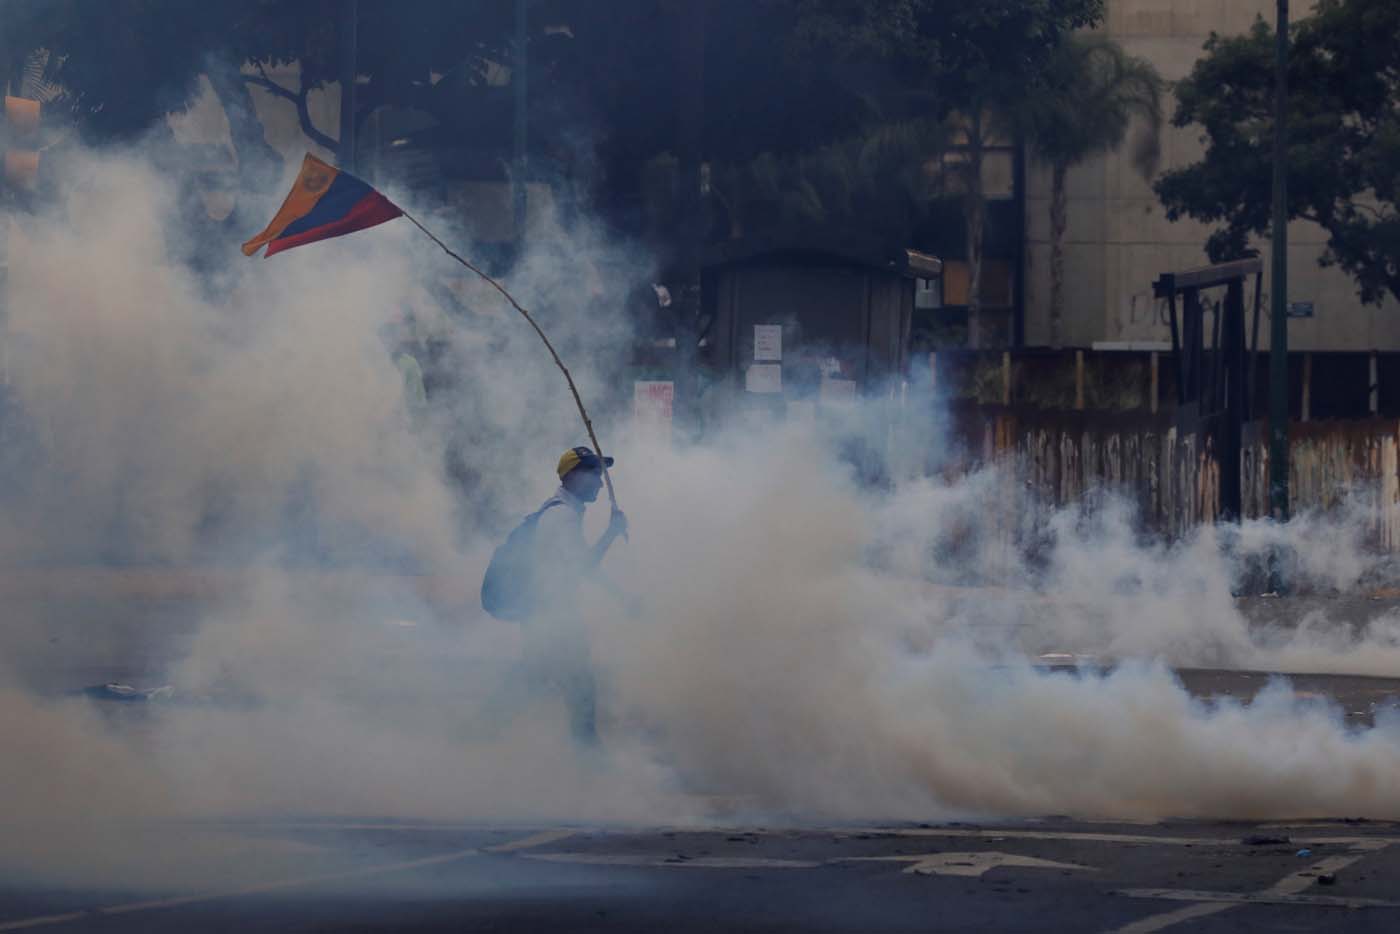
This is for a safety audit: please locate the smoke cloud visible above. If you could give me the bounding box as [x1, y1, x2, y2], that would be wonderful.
[3, 143, 1400, 891]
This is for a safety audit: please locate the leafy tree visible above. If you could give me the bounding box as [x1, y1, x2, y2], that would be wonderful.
[788, 0, 1106, 343]
[1155, 0, 1400, 305]
[1021, 35, 1163, 346]
[788, 0, 1105, 102]
[706, 117, 949, 241]
[0, 1, 524, 180]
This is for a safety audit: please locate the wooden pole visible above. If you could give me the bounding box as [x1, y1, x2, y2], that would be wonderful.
[399, 211, 621, 515]
[1268, 0, 1290, 520]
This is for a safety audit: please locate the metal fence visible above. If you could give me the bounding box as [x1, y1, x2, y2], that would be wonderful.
[945, 403, 1400, 549]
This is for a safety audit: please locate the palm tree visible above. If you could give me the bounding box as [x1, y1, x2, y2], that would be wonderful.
[1022, 36, 1164, 347]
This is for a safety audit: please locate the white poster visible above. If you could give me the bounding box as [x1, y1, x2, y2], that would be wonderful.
[753, 324, 783, 362]
[745, 363, 783, 394]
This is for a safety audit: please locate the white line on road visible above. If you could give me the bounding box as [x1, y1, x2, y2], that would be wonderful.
[524, 853, 821, 869]
[0, 828, 573, 932]
[1108, 840, 1394, 934]
[485, 829, 578, 853]
[1116, 889, 1400, 910]
[0, 913, 86, 933]
[838, 852, 1096, 878]
[837, 827, 1400, 849]
[838, 828, 1242, 847]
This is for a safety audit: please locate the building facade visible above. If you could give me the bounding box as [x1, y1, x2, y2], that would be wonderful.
[1023, 0, 1400, 352]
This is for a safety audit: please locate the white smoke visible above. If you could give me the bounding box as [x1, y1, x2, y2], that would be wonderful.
[2, 145, 1400, 897]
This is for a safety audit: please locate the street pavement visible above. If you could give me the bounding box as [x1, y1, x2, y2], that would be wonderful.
[3, 818, 1400, 932]
[6, 586, 1400, 931]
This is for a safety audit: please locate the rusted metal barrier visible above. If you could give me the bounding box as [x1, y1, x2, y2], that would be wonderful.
[945, 403, 1400, 548]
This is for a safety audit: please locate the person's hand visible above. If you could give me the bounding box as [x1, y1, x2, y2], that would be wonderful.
[607, 508, 629, 540]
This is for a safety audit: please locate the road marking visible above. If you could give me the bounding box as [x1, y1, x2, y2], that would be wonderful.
[97, 847, 484, 915]
[838, 828, 1242, 847]
[0, 828, 571, 932]
[524, 852, 820, 869]
[1116, 889, 1400, 910]
[0, 913, 87, 933]
[838, 827, 1400, 848]
[840, 851, 1095, 878]
[485, 829, 577, 853]
[1108, 840, 1393, 934]
[1111, 901, 1234, 933]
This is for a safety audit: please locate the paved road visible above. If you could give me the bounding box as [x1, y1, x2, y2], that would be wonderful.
[7, 586, 1400, 931]
[3, 818, 1400, 932]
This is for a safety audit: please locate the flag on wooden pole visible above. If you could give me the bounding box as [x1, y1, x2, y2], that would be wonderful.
[242, 153, 401, 258]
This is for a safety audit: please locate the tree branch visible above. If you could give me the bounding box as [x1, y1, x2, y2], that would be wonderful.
[243, 64, 339, 153]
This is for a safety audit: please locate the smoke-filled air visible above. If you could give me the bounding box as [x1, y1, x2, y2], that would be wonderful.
[3, 143, 1399, 896]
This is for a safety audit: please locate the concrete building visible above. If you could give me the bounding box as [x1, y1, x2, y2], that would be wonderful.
[1023, 0, 1400, 352]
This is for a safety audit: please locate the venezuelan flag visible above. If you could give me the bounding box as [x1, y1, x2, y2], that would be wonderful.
[242, 153, 402, 258]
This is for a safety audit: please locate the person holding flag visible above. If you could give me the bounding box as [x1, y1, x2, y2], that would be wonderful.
[498, 447, 628, 746]
[245, 155, 631, 747]
[243, 154, 623, 531]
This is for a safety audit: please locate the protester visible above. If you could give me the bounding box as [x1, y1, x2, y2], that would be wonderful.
[481, 446, 627, 746]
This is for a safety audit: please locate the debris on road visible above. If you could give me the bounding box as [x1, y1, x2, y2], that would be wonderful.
[80, 682, 174, 703]
[1242, 834, 1290, 846]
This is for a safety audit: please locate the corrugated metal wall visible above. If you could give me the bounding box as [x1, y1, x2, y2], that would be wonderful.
[948, 405, 1400, 548]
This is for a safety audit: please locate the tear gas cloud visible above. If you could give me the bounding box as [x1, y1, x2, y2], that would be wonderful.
[3, 146, 1400, 889]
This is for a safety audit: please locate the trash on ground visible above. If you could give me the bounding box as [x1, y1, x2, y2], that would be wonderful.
[1241, 834, 1290, 846]
[80, 682, 174, 703]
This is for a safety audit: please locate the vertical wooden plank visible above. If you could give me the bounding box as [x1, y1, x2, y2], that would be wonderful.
[1150, 352, 1159, 415]
[1001, 351, 1011, 406]
[1370, 351, 1379, 416]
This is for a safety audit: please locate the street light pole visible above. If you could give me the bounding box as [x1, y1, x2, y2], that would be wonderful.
[339, 0, 358, 173]
[1268, 0, 1289, 521]
[513, 0, 528, 240]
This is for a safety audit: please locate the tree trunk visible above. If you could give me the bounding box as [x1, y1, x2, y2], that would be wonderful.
[1049, 162, 1068, 348]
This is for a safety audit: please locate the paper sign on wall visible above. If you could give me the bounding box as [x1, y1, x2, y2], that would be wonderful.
[633, 380, 674, 441]
[634, 380, 674, 418]
[754, 324, 782, 362]
[745, 363, 783, 394]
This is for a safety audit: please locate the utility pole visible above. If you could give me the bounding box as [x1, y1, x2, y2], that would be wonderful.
[513, 0, 528, 240]
[1268, 0, 1289, 521]
[672, 0, 705, 432]
[339, 0, 358, 172]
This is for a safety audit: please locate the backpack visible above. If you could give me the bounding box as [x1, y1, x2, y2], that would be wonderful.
[480, 500, 564, 621]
